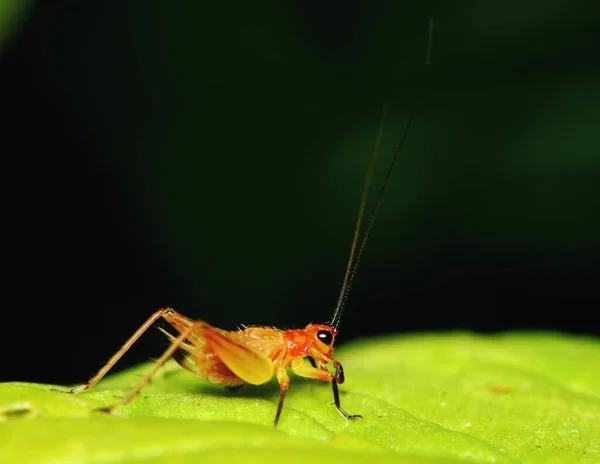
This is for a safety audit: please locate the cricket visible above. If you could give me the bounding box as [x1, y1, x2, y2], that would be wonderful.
[64, 19, 433, 427]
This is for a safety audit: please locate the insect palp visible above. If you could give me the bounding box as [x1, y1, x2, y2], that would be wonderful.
[333, 361, 345, 384]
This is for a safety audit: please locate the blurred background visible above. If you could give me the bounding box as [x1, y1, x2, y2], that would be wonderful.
[1, 1, 599, 385]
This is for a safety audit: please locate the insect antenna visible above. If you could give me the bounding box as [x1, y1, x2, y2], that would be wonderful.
[330, 18, 434, 331]
[329, 103, 388, 330]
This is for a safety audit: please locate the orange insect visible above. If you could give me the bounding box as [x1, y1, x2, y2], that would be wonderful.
[64, 20, 433, 424]
[63, 107, 411, 425]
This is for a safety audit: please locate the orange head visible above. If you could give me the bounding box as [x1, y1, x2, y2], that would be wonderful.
[304, 323, 338, 363]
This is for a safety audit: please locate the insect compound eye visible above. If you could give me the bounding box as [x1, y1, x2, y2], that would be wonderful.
[317, 330, 334, 346]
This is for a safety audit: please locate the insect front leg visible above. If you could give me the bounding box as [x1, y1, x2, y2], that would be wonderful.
[330, 360, 361, 421]
[290, 358, 362, 421]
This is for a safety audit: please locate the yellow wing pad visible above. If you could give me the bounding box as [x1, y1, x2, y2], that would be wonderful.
[204, 328, 274, 385]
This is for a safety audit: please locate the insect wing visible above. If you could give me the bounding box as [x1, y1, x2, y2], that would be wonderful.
[205, 328, 273, 385]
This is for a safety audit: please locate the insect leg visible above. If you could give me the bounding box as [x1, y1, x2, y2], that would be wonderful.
[274, 368, 290, 426]
[67, 308, 174, 394]
[99, 319, 199, 413]
[331, 361, 361, 421]
[226, 384, 244, 391]
[290, 358, 362, 421]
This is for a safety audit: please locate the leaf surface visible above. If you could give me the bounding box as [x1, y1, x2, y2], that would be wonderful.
[1, 332, 599, 463]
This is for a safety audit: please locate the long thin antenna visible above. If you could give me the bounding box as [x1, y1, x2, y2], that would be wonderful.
[331, 103, 389, 327]
[330, 18, 434, 331]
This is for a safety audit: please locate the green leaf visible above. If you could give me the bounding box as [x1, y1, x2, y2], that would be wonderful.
[2, 332, 599, 463]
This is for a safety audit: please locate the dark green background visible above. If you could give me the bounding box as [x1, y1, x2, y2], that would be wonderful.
[2, 1, 599, 384]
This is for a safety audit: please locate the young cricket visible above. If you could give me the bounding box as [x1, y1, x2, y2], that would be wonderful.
[64, 20, 433, 426]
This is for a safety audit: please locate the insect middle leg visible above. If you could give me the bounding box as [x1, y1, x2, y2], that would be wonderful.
[274, 368, 290, 426]
[290, 358, 362, 421]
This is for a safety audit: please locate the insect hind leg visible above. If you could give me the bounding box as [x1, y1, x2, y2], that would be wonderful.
[98, 319, 200, 413]
[59, 308, 173, 395]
